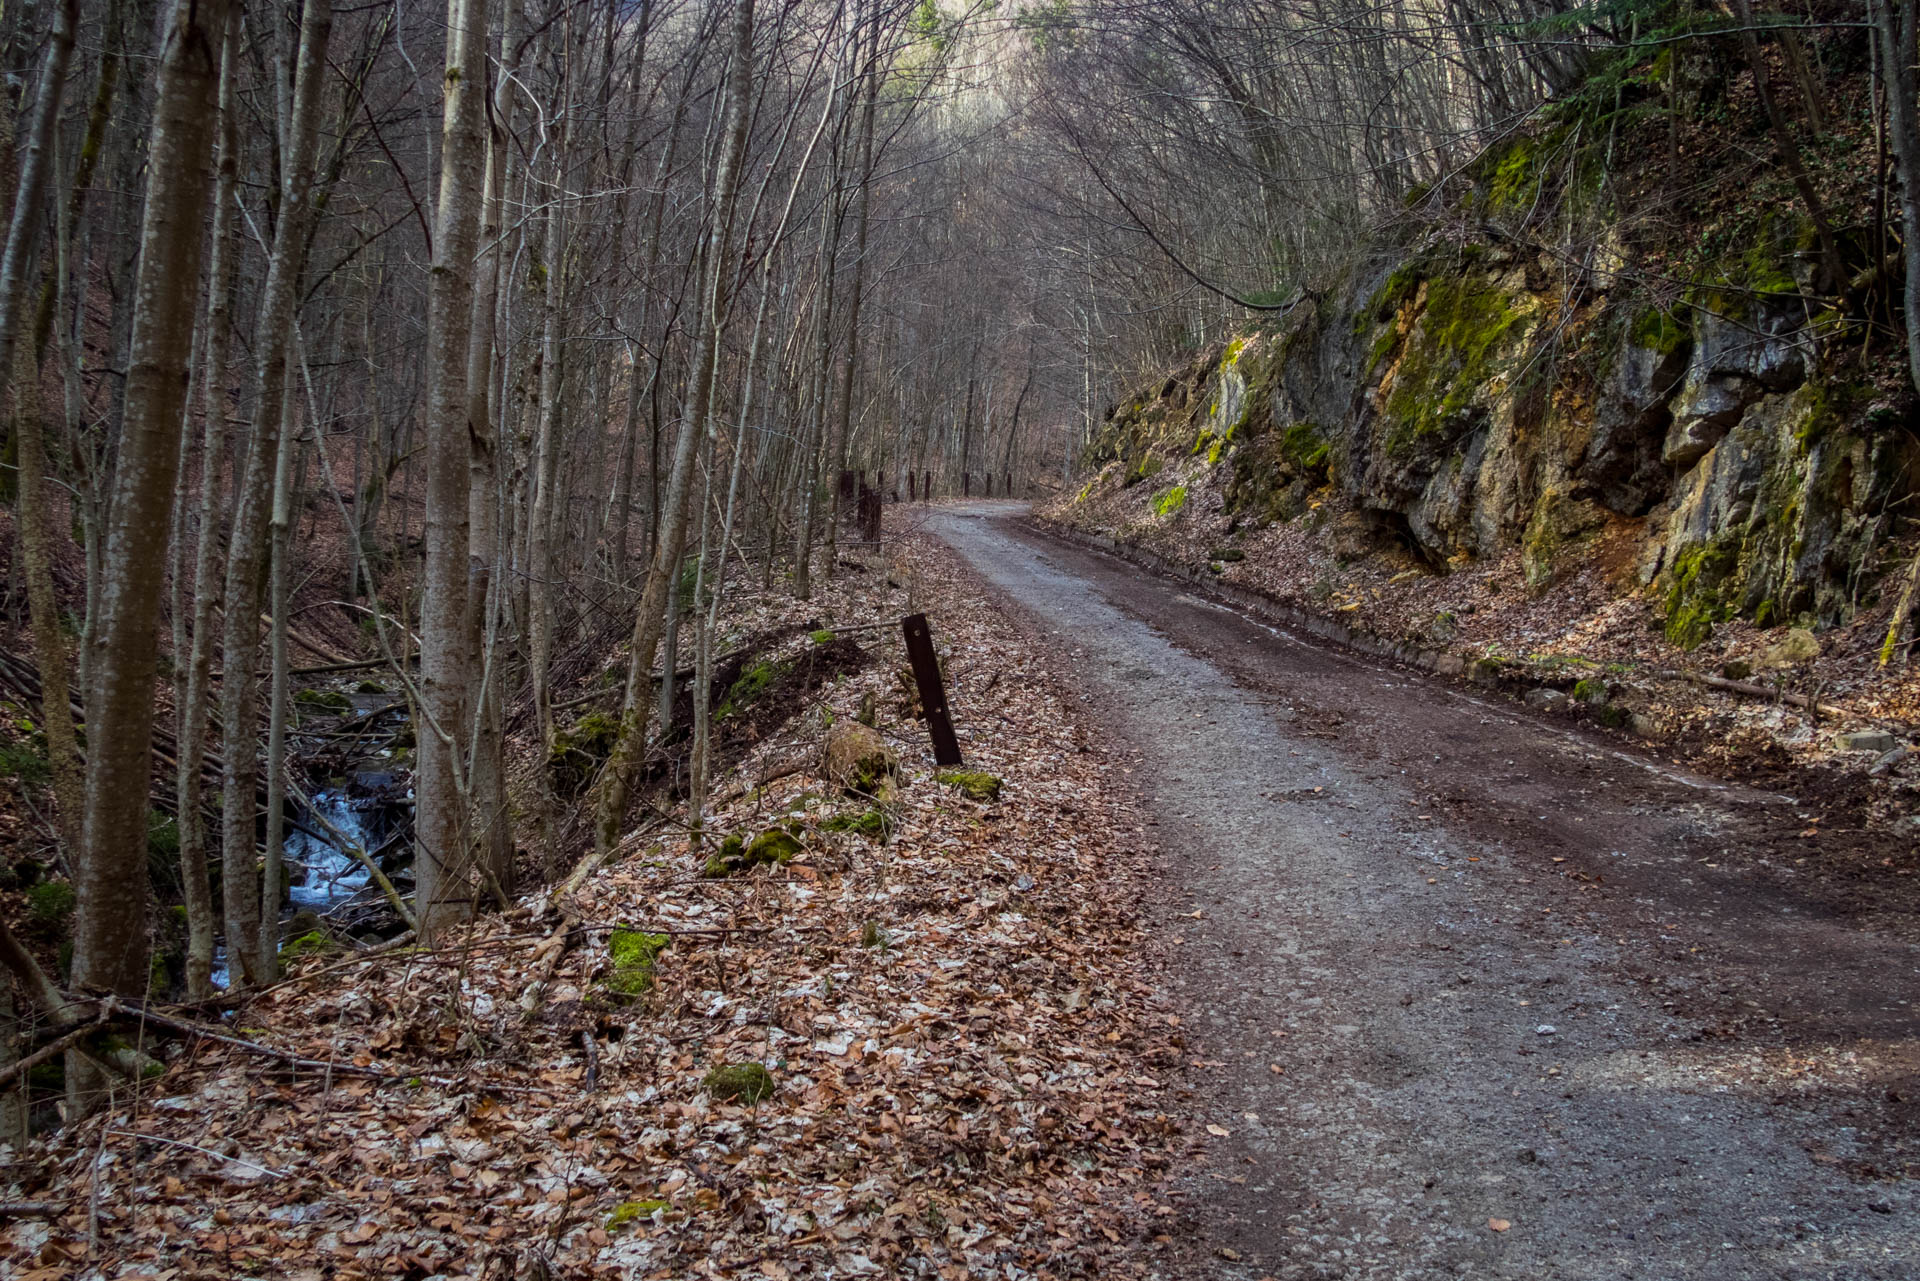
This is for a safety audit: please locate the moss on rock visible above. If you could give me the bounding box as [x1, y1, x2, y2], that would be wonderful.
[27, 880, 74, 927]
[604, 929, 670, 997]
[607, 1200, 670, 1230]
[702, 829, 802, 877]
[936, 769, 1003, 802]
[1376, 267, 1529, 452]
[1663, 537, 1742, 649]
[704, 1061, 775, 1104]
[549, 710, 621, 797]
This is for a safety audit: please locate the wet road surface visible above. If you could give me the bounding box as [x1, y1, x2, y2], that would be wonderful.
[926, 502, 1920, 1281]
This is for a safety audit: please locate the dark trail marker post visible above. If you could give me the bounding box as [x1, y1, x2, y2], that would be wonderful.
[901, 612, 962, 766]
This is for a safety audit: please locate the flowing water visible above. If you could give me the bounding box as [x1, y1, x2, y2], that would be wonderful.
[209, 790, 388, 988]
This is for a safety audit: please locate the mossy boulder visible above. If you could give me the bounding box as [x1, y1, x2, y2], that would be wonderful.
[823, 720, 897, 793]
[294, 688, 353, 713]
[936, 770, 1003, 802]
[703, 1061, 775, 1104]
[279, 929, 338, 962]
[702, 830, 802, 878]
[549, 711, 621, 797]
[603, 929, 670, 998]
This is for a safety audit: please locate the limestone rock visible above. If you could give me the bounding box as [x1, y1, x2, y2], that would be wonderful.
[823, 719, 898, 792]
[1663, 373, 1759, 469]
[1834, 729, 1897, 754]
[1758, 627, 1820, 670]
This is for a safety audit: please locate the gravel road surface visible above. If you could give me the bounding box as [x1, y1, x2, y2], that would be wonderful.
[926, 502, 1919, 1281]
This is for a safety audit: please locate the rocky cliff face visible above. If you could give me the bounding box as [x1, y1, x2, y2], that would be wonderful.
[1075, 235, 1920, 649]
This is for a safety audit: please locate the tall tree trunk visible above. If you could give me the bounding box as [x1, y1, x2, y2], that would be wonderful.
[216, 0, 331, 989]
[465, 0, 522, 900]
[174, 10, 240, 1000]
[593, 0, 755, 856]
[824, 52, 880, 576]
[417, 0, 491, 941]
[1730, 0, 1844, 292]
[74, 0, 232, 1020]
[1873, 0, 1920, 390]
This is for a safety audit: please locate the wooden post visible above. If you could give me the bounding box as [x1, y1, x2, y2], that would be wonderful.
[900, 612, 962, 766]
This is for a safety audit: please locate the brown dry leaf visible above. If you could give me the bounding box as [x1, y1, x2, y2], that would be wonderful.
[1206, 1124, 1231, 1137]
[1488, 1218, 1512, 1232]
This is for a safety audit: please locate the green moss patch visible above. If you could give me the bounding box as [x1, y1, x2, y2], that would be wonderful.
[1152, 485, 1188, 517]
[1628, 306, 1690, 357]
[936, 770, 1003, 802]
[1663, 538, 1742, 649]
[704, 1061, 775, 1104]
[823, 808, 890, 839]
[1380, 270, 1528, 450]
[606, 1199, 670, 1230]
[27, 880, 74, 927]
[604, 929, 670, 997]
[716, 657, 790, 720]
[294, 688, 352, 712]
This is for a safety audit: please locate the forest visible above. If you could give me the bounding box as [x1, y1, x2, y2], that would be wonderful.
[0, 0, 1917, 1275]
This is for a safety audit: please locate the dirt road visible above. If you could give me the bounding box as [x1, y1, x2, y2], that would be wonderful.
[924, 502, 1919, 1281]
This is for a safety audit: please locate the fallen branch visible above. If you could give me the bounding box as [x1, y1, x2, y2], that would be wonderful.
[0, 1012, 109, 1090]
[0, 918, 82, 1028]
[106, 1130, 286, 1180]
[1653, 669, 1849, 719]
[289, 654, 417, 677]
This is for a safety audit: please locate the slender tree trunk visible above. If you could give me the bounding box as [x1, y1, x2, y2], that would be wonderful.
[74, 0, 233, 1021]
[217, 0, 331, 989]
[526, 120, 569, 838]
[0, 0, 80, 853]
[594, 0, 755, 856]
[0, 0, 76, 383]
[417, 0, 491, 940]
[259, 370, 299, 978]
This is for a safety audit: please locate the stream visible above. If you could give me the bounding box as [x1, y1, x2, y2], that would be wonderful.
[208, 690, 413, 987]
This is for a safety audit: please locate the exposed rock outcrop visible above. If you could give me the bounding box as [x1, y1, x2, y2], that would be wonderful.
[1067, 235, 1920, 650]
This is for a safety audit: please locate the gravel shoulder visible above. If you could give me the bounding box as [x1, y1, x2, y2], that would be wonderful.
[926, 501, 1920, 1281]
